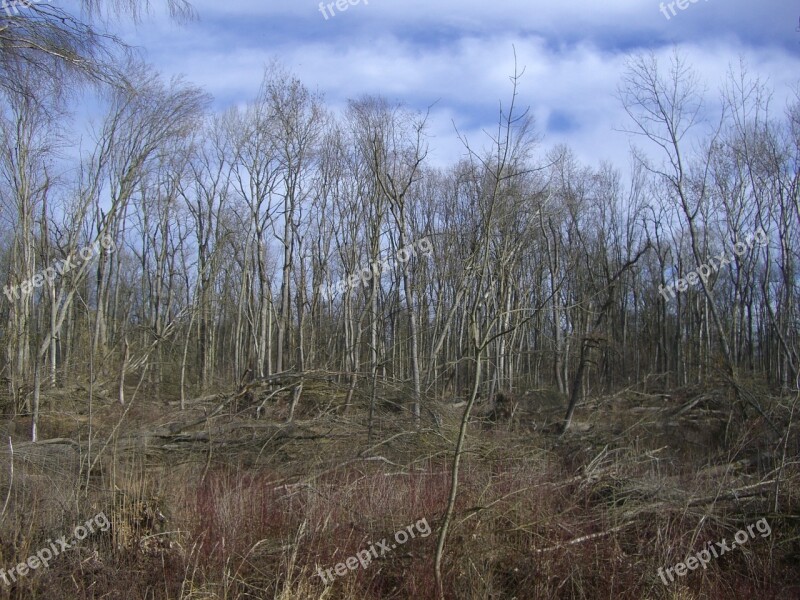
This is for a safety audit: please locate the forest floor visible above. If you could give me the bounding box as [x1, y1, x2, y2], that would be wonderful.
[0, 376, 798, 599]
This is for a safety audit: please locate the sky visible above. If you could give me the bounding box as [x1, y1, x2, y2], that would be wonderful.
[69, 0, 800, 169]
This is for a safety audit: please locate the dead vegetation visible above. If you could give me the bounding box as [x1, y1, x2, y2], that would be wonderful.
[0, 375, 796, 599]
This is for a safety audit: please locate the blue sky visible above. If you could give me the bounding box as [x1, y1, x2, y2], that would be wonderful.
[70, 0, 800, 168]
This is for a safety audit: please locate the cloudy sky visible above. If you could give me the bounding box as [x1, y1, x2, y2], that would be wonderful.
[85, 0, 800, 168]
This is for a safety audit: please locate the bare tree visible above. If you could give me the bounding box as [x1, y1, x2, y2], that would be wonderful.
[434, 64, 545, 599]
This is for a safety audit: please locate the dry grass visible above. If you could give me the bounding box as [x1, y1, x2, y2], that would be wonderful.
[0, 380, 797, 598]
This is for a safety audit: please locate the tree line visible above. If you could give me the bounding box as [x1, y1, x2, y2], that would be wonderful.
[1, 38, 798, 438]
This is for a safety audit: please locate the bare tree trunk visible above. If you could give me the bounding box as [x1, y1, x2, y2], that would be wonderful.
[562, 334, 595, 434]
[31, 357, 40, 442]
[118, 336, 129, 405]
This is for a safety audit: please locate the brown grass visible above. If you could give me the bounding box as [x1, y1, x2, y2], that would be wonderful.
[0, 380, 797, 599]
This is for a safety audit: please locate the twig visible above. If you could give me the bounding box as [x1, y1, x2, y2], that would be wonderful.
[687, 480, 776, 507]
[775, 391, 799, 512]
[534, 521, 635, 553]
[672, 395, 709, 418]
[457, 487, 529, 525]
[0, 436, 13, 522]
[359, 430, 420, 457]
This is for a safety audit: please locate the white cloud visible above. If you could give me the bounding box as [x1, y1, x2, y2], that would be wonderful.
[99, 0, 800, 171]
